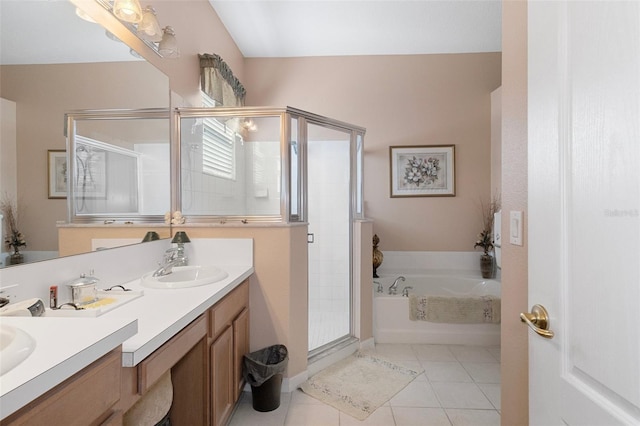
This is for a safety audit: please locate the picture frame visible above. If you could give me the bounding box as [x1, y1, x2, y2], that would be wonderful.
[389, 145, 456, 197]
[48, 150, 67, 199]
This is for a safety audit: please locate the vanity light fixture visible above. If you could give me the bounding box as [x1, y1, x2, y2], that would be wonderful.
[81, 0, 178, 59]
[113, 0, 143, 23]
[137, 6, 162, 42]
[158, 26, 180, 58]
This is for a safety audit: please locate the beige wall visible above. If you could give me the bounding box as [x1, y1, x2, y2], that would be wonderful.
[0, 62, 168, 252]
[143, 0, 245, 107]
[0, 98, 17, 201]
[356, 220, 374, 341]
[501, 1, 529, 424]
[491, 87, 502, 201]
[245, 54, 502, 251]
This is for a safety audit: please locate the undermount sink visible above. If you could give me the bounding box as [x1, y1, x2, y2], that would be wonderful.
[0, 324, 36, 375]
[141, 265, 229, 289]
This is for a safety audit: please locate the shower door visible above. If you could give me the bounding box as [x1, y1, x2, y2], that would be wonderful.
[306, 123, 353, 353]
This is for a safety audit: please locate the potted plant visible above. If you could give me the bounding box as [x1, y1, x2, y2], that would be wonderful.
[1, 196, 26, 265]
[474, 195, 500, 278]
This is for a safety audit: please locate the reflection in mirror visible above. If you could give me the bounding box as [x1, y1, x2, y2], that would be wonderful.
[69, 113, 170, 221]
[0, 1, 170, 268]
[142, 231, 160, 242]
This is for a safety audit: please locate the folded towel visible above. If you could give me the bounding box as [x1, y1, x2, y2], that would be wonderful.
[409, 294, 501, 324]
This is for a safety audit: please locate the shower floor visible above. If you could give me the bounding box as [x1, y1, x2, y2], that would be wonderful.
[308, 309, 350, 351]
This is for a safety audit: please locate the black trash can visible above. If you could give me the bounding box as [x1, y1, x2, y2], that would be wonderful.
[243, 344, 288, 412]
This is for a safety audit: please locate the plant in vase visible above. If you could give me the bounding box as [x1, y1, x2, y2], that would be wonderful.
[474, 195, 500, 278]
[1, 196, 26, 264]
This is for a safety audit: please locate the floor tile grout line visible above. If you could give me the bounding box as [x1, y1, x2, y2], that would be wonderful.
[231, 344, 501, 426]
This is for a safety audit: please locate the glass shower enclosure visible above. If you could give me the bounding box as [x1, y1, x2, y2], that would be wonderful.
[175, 106, 366, 355]
[65, 106, 366, 357]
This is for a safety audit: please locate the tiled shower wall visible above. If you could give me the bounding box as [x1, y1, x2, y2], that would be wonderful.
[180, 120, 280, 216]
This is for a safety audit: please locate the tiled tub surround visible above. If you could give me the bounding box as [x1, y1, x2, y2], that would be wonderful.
[0, 238, 254, 420]
[374, 252, 501, 346]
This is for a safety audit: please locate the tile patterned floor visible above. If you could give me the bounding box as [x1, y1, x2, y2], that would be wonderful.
[229, 344, 501, 426]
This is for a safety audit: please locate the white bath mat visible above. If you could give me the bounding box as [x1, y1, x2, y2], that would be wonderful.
[299, 351, 423, 420]
[409, 294, 501, 323]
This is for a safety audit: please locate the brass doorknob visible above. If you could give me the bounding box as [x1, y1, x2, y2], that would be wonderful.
[520, 304, 555, 339]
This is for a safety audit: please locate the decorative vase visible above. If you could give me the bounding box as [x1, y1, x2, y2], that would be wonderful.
[480, 254, 495, 279]
[372, 234, 383, 278]
[9, 249, 24, 265]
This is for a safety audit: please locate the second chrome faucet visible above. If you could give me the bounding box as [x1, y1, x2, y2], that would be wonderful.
[388, 276, 405, 295]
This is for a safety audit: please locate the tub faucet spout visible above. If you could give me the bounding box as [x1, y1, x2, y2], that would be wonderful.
[389, 276, 405, 295]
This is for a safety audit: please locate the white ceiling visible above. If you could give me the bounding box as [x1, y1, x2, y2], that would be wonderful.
[208, 0, 502, 58]
[0, 0, 502, 65]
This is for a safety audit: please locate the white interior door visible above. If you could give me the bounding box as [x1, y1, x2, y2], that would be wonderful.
[528, 1, 640, 424]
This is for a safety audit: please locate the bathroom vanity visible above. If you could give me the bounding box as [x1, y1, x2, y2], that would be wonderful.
[0, 238, 254, 426]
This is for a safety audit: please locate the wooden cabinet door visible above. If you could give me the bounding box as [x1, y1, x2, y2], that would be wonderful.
[233, 308, 250, 401]
[2, 349, 121, 426]
[210, 326, 234, 426]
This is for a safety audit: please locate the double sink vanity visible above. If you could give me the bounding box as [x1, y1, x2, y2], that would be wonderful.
[0, 238, 254, 425]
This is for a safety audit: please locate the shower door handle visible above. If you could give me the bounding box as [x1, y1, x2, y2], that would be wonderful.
[520, 304, 555, 339]
[307, 233, 314, 243]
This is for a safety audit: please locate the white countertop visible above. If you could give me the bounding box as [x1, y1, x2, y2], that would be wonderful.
[0, 316, 137, 419]
[0, 263, 254, 420]
[115, 264, 254, 366]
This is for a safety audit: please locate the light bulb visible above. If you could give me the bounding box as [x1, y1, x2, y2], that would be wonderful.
[158, 26, 180, 58]
[137, 6, 162, 42]
[113, 0, 143, 23]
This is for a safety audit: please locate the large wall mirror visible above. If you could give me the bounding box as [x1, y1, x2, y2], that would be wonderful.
[0, 0, 170, 267]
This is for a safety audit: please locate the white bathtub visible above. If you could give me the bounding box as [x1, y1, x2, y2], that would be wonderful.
[373, 273, 501, 346]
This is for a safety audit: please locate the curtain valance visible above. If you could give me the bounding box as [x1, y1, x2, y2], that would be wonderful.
[199, 53, 246, 107]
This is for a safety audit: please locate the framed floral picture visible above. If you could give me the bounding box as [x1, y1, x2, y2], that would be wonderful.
[389, 145, 455, 197]
[48, 150, 67, 199]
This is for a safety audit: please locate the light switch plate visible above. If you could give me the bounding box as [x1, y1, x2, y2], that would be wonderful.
[510, 210, 523, 246]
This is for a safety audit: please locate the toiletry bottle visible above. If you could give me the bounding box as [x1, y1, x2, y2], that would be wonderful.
[49, 285, 58, 309]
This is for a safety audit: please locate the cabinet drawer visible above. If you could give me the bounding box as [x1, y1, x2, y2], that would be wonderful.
[3, 348, 122, 426]
[209, 280, 248, 338]
[138, 314, 207, 394]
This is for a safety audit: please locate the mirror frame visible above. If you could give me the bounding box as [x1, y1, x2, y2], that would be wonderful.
[65, 108, 171, 224]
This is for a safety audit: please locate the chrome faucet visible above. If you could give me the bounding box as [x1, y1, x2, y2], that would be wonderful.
[374, 281, 384, 293]
[152, 246, 188, 277]
[402, 286, 413, 297]
[388, 276, 405, 295]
